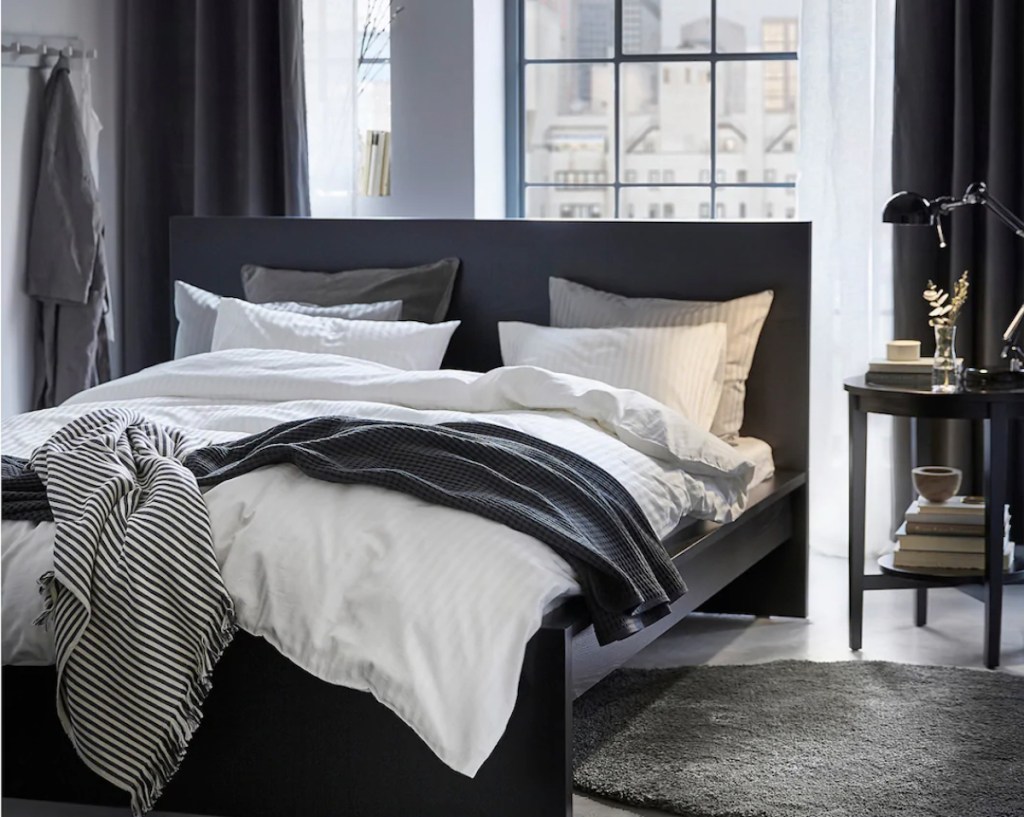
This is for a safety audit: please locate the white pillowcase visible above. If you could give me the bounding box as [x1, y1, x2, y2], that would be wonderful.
[173, 281, 403, 359]
[498, 321, 727, 432]
[212, 297, 459, 371]
[549, 278, 774, 442]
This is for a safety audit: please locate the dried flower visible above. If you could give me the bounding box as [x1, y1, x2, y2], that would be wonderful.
[923, 271, 969, 327]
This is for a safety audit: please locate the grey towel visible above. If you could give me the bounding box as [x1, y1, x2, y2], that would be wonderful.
[26, 55, 111, 409]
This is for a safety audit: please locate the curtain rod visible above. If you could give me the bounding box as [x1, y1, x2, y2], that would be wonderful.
[1, 38, 97, 68]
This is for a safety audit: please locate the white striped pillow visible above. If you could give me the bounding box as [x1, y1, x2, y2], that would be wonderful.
[212, 298, 459, 370]
[173, 281, 402, 359]
[549, 278, 773, 441]
[498, 321, 727, 432]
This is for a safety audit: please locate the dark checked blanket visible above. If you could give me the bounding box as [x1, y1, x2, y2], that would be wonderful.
[3, 410, 686, 811]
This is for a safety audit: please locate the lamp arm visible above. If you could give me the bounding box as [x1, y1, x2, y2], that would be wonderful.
[1002, 303, 1024, 373]
[940, 182, 1024, 237]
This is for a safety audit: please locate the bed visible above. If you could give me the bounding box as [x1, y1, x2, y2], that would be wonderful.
[2, 217, 810, 817]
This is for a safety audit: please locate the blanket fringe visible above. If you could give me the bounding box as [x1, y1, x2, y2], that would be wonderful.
[33, 571, 57, 627]
[130, 605, 238, 816]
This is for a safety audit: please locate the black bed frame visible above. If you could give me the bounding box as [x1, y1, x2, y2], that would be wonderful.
[3, 217, 810, 817]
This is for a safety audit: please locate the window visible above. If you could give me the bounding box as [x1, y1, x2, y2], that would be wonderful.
[762, 19, 798, 113]
[305, 0, 393, 215]
[663, 202, 675, 218]
[558, 203, 604, 218]
[512, 0, 799, 219]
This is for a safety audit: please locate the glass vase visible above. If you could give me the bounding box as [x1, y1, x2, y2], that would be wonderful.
[932, 324, 960, 393]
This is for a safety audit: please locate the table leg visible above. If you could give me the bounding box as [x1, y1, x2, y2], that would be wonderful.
[911, 417, 931, 628]
[849, 395, 867, 652]
[915, 587, 927, 627]
[984, 406, 1009, 670]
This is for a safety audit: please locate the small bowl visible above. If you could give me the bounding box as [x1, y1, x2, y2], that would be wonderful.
[912, 466, 962, 503]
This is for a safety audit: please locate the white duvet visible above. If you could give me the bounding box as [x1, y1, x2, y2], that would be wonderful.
[1, 349, 753, 776]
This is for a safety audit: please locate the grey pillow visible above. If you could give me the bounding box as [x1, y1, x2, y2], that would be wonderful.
[241, 258, 460, 323]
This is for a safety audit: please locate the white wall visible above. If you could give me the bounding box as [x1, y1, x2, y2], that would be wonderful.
[357, 0, 505, 219]
[1, 0, 123, 418]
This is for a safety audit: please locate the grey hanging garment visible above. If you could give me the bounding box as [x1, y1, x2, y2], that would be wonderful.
[26, 54, 111, 410]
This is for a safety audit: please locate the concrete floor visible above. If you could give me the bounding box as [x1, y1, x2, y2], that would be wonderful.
[4, 552, 1022, 817]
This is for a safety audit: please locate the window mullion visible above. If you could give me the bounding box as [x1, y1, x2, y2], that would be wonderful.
[710, 0, 718, 220]
[613, 0, 623, 217]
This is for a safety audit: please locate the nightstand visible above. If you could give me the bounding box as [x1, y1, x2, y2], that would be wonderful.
[844, 376, 1024, 668]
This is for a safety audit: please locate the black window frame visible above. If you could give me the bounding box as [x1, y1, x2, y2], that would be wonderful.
[505, 0, 799, 219]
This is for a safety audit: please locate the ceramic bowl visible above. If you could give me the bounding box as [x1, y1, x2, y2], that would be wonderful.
[912, 466, 962, 503]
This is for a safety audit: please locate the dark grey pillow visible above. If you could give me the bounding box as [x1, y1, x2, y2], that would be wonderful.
[241, 258, 460, 323]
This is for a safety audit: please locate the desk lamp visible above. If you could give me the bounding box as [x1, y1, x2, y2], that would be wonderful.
[883, 181, 1024, 390]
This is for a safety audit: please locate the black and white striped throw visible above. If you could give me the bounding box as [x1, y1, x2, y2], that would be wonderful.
[29, 409, 235, 816]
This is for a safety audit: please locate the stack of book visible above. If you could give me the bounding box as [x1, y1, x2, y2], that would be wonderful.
[866, 357, 961, 387]
[894, 495, 1014, 571]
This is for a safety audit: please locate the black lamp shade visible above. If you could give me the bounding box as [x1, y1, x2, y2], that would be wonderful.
[882, 191, 935, 225]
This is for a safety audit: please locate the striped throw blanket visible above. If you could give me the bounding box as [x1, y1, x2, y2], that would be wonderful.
[30, 409, 235, 816]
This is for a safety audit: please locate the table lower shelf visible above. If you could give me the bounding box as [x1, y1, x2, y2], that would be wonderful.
[876, 548, 1024, 586]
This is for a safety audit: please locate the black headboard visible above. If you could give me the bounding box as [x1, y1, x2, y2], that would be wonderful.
[170, 217, 810, 471]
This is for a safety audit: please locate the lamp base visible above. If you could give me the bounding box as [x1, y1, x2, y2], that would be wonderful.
[962, 364, 1024, 391]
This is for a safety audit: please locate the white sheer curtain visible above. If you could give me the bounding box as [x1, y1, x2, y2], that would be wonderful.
[303, 0, 358, 217]
[799, 0, 896, 558]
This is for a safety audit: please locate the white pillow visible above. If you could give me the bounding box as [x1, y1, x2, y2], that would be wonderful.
[212, 297, 459, 370]
[498, 321, 727, 431]
[549, 278, 773, 441]
[173, 281, 403, 359]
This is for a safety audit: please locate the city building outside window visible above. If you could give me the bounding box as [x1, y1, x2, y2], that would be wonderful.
[511, 0, 799, 220]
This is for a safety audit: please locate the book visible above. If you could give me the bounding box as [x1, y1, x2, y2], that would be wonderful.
[868, 357, 963, 374]
[893, 544, 1015, 571]
[895, 523, 1008, 554]
[914, 496, 987, 516]
[905, 520, 985, 536]
[904, 500, 1009, 531]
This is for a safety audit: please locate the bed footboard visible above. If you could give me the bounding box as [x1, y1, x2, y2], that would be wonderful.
[3, 625, 574, 817]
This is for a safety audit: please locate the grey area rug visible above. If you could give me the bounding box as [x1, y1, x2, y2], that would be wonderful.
[573, 660, 1024, 817]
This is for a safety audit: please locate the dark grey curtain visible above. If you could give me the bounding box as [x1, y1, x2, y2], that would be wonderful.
[123, 0, 310, 373]
[892, 0, 1024, 539]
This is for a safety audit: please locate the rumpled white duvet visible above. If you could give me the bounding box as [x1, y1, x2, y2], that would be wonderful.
[1, 349, 753, 776]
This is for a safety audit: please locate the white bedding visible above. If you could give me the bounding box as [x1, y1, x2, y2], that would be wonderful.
[1, 349, 754, 777]
[733, 436, 775, 487]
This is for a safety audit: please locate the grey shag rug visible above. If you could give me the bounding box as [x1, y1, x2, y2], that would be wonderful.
[573, 660, 1024, 817]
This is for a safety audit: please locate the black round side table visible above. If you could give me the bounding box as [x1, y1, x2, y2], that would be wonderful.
[844, 376, 1024, 669]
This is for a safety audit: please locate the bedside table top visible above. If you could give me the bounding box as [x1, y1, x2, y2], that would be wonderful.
[844, 376, 1024, 419]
